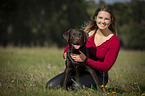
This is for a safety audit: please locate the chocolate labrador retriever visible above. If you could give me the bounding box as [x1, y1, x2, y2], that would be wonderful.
[63, 29, 105, 92]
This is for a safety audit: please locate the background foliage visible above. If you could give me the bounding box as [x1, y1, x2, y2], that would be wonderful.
[0, 0, 145, 49]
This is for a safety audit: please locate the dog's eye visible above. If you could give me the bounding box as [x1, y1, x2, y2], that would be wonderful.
[79, 33, 82, 37]
[72, 33, 76, 36]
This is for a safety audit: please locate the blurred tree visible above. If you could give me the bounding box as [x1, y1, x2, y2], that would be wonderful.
[113, 0, 145, 50]
[0, 0, 89, 47]
[85, 0, 97, 17]
[127, 22, 145, 50]
[0, 0, 145, 49]
[85, 0, 105, 17]
[113, 3, 131, 26]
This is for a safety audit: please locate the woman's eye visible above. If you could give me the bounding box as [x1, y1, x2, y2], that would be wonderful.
[105, 18, 110, 20]
[98, 17, 102, 19]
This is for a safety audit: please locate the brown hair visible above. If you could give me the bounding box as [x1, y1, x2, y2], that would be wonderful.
[85, 5, 117, 35]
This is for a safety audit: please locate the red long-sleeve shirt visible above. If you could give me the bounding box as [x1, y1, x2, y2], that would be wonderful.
[64, 32, 120, 72]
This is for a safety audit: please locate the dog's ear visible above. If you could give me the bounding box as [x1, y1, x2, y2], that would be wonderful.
[63, 29, 72, 42]
[79, 29, 89, 42]
[84, 32, 89, 42]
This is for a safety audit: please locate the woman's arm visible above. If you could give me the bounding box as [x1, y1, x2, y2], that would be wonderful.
[64, 45, 69, 53]
[63, 45, 69, 60]
[85, 40, 120, 72]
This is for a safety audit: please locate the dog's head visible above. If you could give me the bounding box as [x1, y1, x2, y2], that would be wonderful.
[63, 29, 88, 49]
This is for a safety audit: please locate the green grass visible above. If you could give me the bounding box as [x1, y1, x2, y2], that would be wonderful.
[0, 47, 145, 96]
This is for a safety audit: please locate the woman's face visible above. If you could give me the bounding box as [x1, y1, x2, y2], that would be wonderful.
[95, 11, 112, 30]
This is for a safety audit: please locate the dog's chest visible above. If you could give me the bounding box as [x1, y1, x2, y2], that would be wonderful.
[67, 51, 84, 66]
[70, 62, 86, 72]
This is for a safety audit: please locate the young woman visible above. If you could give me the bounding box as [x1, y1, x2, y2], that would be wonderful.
[47, 5, 120, 89]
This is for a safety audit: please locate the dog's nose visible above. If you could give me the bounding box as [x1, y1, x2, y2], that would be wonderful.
[75, 37, 80, 40]
[75, 38, 81, 43]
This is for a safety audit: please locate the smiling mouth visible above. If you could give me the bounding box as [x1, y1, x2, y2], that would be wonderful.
[99, 22, 106, 26]
[72, 44, 81, 49]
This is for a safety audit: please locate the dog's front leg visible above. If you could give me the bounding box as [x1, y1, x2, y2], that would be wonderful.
[86, 66, 105, 92]
[63, 60, 72, 89]
[63, 67, 72, 89]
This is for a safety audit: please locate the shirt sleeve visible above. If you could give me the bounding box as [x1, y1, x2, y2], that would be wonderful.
[84, 39, 120, 72]
[64, 45, 69, 53]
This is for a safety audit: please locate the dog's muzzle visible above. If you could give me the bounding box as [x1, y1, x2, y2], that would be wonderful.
[71, 44, 81, 49]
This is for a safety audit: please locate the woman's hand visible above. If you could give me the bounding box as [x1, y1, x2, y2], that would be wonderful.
[71, 51, 86, 62]
[63, 52, 67, 60]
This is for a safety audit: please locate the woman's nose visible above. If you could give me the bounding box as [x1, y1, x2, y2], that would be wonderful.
[101, 19, 105, 23]
[101, 19, 106, 24]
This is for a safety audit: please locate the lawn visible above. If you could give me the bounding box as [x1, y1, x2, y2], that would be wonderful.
[0, 47, 145, 96]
